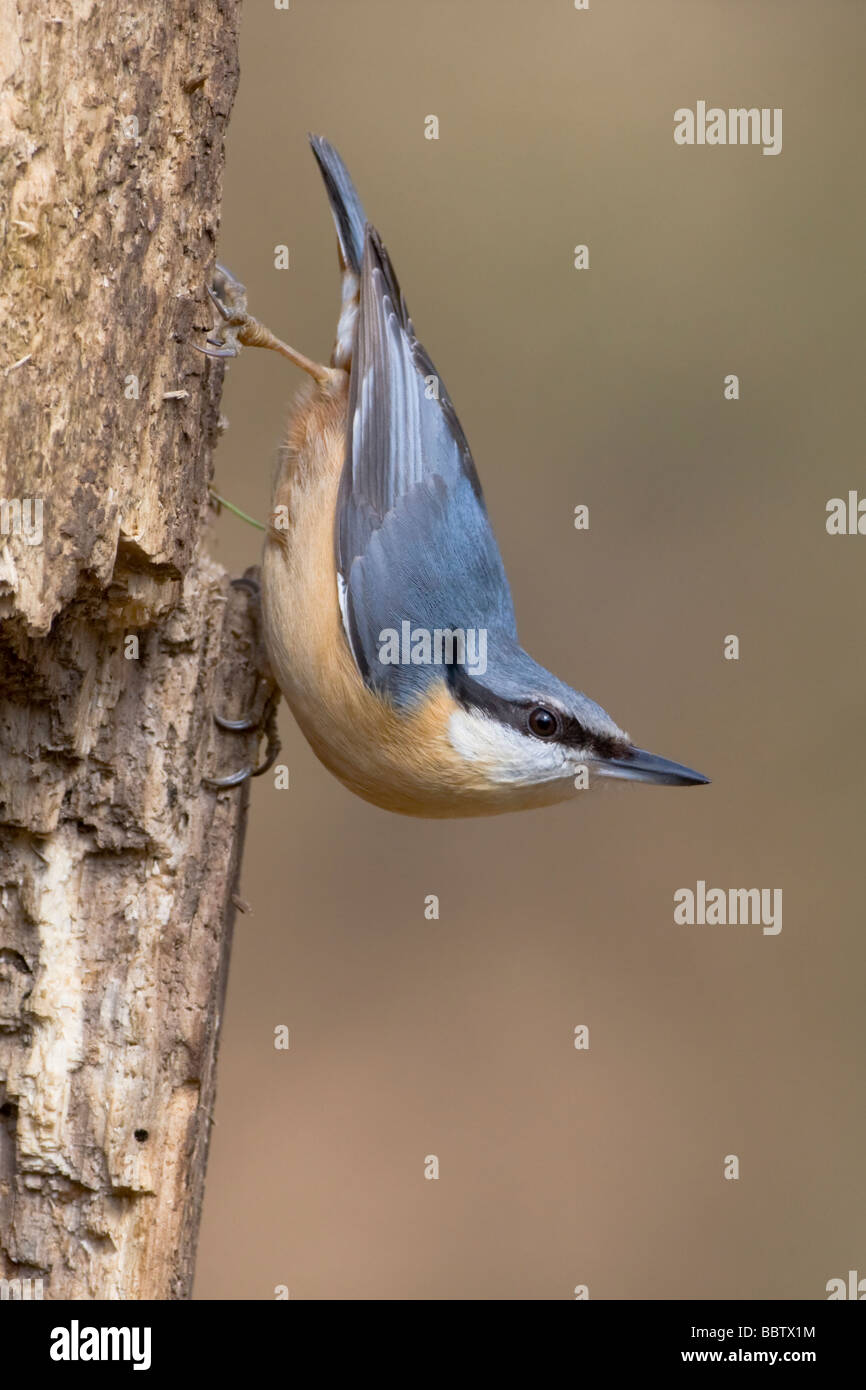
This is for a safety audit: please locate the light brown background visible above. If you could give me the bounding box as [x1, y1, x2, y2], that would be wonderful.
[194, 0, 865, 1299]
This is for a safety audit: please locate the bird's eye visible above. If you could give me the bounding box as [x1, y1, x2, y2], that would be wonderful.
[528, 706, 559, 739]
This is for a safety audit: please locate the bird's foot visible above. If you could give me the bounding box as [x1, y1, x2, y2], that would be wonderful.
[193, 262, 333, 383]
[203, 685, 281, 790]
[203, 573, 281, 791]
[193, 263, 251, 360]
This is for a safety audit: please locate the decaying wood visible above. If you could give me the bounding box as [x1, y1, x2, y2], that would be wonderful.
[0, 0, 253, 1298]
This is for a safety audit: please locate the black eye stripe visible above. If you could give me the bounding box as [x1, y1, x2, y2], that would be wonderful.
[542, 709, 585, 746]
[447, 667, 584, 744]
[445, 664, 626, 757]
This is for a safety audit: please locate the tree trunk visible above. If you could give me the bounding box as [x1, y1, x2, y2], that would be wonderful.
[0, 0, 252, 1299]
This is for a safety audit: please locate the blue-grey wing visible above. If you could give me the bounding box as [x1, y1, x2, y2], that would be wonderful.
[337, 227, 517, 705]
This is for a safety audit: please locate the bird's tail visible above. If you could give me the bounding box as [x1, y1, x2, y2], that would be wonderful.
[309, 134, 368, 276]
[308, 134, 368, 368]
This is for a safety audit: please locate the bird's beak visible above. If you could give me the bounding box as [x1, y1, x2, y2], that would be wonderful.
[596, 746, 710, 787]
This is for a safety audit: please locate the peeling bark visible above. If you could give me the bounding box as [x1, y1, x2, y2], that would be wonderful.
[0, 0, 253, 1298]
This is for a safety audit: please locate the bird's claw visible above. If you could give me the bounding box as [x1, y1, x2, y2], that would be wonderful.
[203, 687, 281, 792]
[214, 713, 259, 733]
[228, 573, 261, 599]
[203, 572, 279, 791]
[194, 263, 250, 361]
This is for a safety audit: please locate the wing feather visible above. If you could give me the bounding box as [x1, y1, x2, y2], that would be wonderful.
[336, 228, 516, 703]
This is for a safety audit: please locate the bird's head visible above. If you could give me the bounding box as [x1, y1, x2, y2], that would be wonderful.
[442, 638, 708, 807]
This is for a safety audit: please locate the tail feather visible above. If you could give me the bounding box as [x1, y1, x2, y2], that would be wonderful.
[308, 134, 368, 276]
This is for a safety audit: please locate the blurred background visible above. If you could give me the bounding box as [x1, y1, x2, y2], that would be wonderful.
[194, 0, 866, 1299]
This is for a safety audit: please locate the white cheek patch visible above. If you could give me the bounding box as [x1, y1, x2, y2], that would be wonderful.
[447, 708, 573, 786]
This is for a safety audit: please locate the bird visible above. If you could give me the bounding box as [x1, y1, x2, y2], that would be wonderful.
[198, 135, 708, 817]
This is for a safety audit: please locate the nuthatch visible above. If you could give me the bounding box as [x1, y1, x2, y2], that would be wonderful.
[200, 136, 708, 816]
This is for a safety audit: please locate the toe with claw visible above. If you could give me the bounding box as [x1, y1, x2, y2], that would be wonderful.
[194, 263, 251, 360]
[203, 572, 281, 792]
[204, 687, 281, 792]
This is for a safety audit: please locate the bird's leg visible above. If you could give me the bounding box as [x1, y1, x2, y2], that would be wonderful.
[194, 262, 332, 385]
[203, 574, 282, 791]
